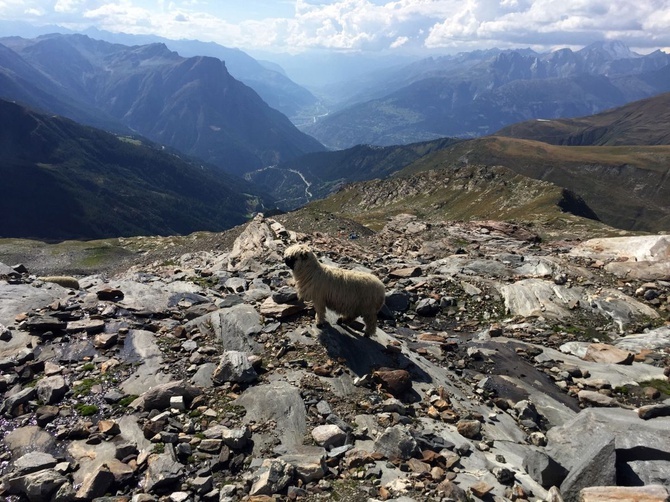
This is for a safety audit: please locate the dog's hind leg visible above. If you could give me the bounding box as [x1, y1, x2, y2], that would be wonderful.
[362, 313, 378, 337]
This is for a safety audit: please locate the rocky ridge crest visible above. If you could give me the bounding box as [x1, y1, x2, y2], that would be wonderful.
[1, 214, 669, 502]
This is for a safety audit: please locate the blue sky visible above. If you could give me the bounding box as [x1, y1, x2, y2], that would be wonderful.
[1, 1, 669, 54]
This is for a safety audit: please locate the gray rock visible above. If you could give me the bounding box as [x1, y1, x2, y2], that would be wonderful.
[571, 235, 670, 281]
[185, 305, 262, 352]
[559, 435, 616, 501]
[522, 449, 568, 488]
[190, 363, 216, 388]
[0, 323, 11, 341]
[577, 390, 615, 407]
[13, 451, 58, 475]
[415, 298, 440, 316]
[7, 468, 68, 502]
[0, 283, 66, 331]
[137, 380, 201, 411]
[212, 350, 258, 384]
[36, 375, 69, 405]
[385, 290, 410, 312]
[0, 387, 36, 416]
[249, 458, 294, 496]
[272, 286, 298, 304]
[638, 403, 670, 420]
[316, 400, 332, 416]
[373, 425, 420, 460]
[615, 327, 670, 352]
[224, 277, 248, 293]
[119, 330, 173, 396]
[514, 400, 539, 424]
[234, 381, 307, 452]
[281, 448, 327, 483]
[221, 426, 251, 450]
[144, 450, 183, 493]
[75, 465, 115, 500]
[4, 426, 57, 457]
[311, 424, 346, 449]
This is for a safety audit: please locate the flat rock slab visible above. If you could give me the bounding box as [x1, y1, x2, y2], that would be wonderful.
[580, 485, 669, 502]
[615, 327, 670, 352]
[535, 345, 666, 389]
[90, 279, 203, 313]
[0, 283, 68, 328]
[547, 408, 670, 491]
[234, 381, 307, 452]
[570, 235, 670, 281]
[583, 343, 633, 365]
[119, 330, 173, 396]
[185, 305, 262, 353]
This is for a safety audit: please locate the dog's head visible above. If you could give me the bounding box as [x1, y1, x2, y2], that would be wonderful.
[284, 244, 314, 270]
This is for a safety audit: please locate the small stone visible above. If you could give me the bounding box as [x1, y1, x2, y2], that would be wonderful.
[212, 350, 258, 384]
[579, 485, 669, 501]
[578, 390, 615, 407]
[637, 403, 670, 420]
[98, 419, 121, 435]
[470, 481, 494, 497]
[312, 424, 346, 449]
[583, 343, 634, 365]
[456, 419, 481, 439]
[373, 369, 412, 396]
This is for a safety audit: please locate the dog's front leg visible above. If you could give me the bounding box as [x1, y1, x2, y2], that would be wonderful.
[314, 301, 328, 328]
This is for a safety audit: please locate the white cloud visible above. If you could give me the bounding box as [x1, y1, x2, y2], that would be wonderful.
[1, 0, 670, 54]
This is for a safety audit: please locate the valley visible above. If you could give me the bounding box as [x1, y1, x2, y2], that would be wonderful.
[0, 29, 669, 502]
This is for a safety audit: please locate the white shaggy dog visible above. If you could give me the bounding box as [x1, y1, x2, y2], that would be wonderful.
[284, 244, 385, 337]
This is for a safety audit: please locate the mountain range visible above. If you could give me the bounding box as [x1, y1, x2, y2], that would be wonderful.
[0, 98, 270, 240]
[496, 92, 670, 146]
[0, 33, 325, 177]
[262, 91, 670, 233]
[303, 41, 670, 149]
[1, 30, 669, 241]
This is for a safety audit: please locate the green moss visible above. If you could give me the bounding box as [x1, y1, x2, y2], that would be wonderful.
[117, 395, 139, 407]
[81, 362, 96, 371]
[643, 379, 670, 395]
[153, 443, 165, 454]
[72, 378, 98, 397]
[76, 403, 99, 416]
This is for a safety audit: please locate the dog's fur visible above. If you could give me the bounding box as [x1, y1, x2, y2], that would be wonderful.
[284, 244, 385, 337]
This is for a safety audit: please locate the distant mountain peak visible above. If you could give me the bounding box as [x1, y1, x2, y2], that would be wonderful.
[579, 40, 639, 60]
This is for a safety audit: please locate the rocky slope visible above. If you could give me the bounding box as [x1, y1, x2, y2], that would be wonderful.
[1, 215, 669, 502]
[496, 92, 670, 146]
[0, 34, 325, 177]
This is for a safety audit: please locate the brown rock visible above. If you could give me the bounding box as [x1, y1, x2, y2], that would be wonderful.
[94, 333, 119, 349]
[583, 343, 634, 365]
[456, 419, 481, 439]
[470, 480, 494, 497]
[407, 458, 431, 474]
[66, 319, 106, 334]
[643, 386, 661, 400]
[578, 390, 616, 407]
[637, 403, 670, 420]
[259, 297, 306, 318]
[436, 480, 468, 501]
[579, 485, 669, 501]
[389, 266, 422, 278]
[373, 369, 412, 396]
[98, 420, 121, 435]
